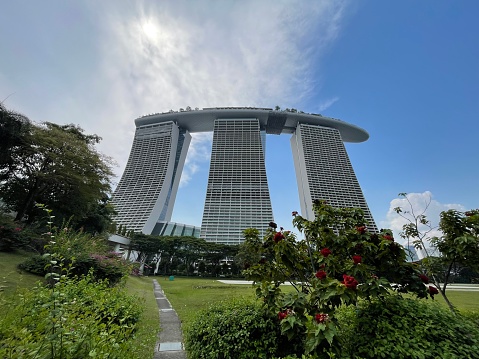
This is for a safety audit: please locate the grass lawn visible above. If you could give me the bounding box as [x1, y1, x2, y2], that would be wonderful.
[159, 277, 479, 327]
[124, 276, 160, 358]
[0, 251, 160, 358]
[158, 277, 256, 325]
[0, 251, 43, 297]
[433, 289, 479, 311]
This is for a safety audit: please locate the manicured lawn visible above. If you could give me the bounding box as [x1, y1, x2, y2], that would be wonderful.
[159, 277, 479, 327]
[433, 288, 479, 311]
[158, 277, 256, 325]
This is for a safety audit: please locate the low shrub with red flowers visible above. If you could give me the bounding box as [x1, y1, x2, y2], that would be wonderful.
[278, 311, 288, 321]
[429, 286, 439, 297]
[419, 274, 429, 284]
[320, 248, 332, 257]
[382, 234, 394, 241]
[273, 232, 284, 243]
[315, 270, 327, 279]
[356, 226, 367, 234]
[352, 255, 362, 265]
[342, 274, 359, 290]
[242, 200, 432, 358]
[314, 313, 329, 324]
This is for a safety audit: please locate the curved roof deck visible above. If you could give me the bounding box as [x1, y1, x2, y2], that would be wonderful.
[135, 107, 369, 143]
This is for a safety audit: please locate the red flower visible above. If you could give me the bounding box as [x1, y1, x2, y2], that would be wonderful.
[356, 226, 367, 234]
[14, 227, 22, 232]
[273, 232, 285, 243]
[352, 255, 362, 265]
[465, 211, 473, 217]
[382, 234, 394, 241]
[315, 270, 327, 279]
[314, 313, 329, 323]
[342, 274, 358, 290]
[428, 286, 439, 297]
[292, 211, 298, 216]
[320, 248, 332, 257]
[419, 274, 429, 284]
[278, 311, 288, 321]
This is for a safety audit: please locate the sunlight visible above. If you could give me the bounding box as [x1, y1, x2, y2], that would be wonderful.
[141, 21, 158, 41]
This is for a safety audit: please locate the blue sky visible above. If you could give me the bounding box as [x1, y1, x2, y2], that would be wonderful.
[1, 1, 477, 243]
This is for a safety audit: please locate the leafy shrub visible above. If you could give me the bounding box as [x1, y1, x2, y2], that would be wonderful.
[185, 299, 280, 358]
[339, 296, 479, 359]
[18, 219, 131, 284]
[0, 212, 28, 251]
[17, 254, 49, 275]
[0, 274, 143, 358]
[19, 252, 130, 284]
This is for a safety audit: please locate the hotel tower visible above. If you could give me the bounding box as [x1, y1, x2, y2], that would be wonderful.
[111, 107, 377, 244]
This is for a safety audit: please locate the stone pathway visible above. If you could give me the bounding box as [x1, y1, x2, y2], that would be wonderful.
[153, 280, 186, 359]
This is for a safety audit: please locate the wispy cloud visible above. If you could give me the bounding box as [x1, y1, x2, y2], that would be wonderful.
[317, 96, 339, 112]
[88, 0, 348, 180]
[0, 1, 348, 185]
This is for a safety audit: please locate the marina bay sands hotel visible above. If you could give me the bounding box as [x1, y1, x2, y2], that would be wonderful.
[111, 107, 377, 244]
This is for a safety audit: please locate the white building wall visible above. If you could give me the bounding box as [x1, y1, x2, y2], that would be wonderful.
[291, 123, 378, 231]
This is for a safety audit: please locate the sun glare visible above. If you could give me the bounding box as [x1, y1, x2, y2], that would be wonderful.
[142, 21, 158, 41]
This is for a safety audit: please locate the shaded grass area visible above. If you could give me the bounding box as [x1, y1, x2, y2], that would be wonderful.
[158, 277, 256, 326]
[0, 251, 43, 297]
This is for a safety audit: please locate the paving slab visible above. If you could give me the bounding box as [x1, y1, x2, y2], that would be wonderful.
[152, 280, 187, 359]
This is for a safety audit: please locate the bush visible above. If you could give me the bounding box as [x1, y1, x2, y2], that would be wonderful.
[185, 299, 280, 358]
[0, 212, 28, 252]
[339, 296, 479, 359]
[19, 252, 130, 285]
[0, 274, 143, 358]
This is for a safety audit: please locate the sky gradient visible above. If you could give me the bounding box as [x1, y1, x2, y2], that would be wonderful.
[1, 1, 477, 244]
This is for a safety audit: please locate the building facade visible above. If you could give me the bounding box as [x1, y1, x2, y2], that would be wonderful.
[291, 123, 378, 232]
[111, 107, 377, 244]
[200, 118, 273, 244]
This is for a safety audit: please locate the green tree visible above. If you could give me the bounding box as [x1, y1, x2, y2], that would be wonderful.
[235, 228, 262, 270]
[0, 105, 114, 230]
[394, 193, 479, 312]
[0, 103, 32, 182]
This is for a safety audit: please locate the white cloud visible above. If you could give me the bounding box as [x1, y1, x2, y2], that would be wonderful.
[381, 191, 466, 255]
[317, 96, 339, 112]
[85, 0, 348, 180]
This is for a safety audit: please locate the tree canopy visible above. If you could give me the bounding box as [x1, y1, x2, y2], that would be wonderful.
[0, 104, 115, 231]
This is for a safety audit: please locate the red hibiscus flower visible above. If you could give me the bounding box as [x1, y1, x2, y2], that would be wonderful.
[320, 248, 332, 257]
[382, 234, 394, 241]
[428, 286, 439, 297]
[356, 226, 367, 234]
[278, 311, 288, 321]
[273, 232, 284, 243]
[419, 274, 429, 284]
[314, 313, 329, 323]
[315, 270, 327, 279]
[342, 274, 358, 290]
[352, 255, 362, 265]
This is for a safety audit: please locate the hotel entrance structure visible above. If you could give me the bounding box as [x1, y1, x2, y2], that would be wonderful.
[111, 107, 378, 244]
